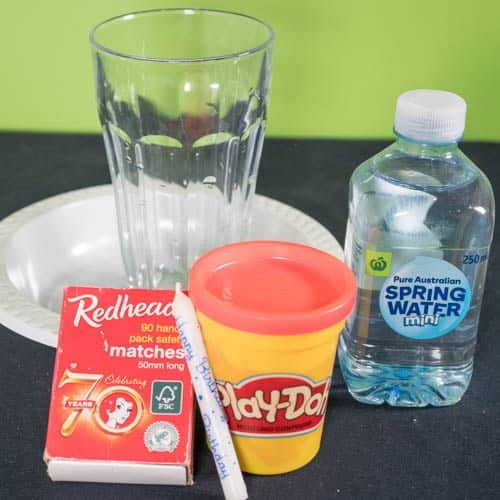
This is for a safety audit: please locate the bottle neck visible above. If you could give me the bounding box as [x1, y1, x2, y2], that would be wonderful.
[394, 135, 459, 158]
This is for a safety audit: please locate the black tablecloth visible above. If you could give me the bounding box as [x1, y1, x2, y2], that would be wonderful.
[1, 133, 499, 500]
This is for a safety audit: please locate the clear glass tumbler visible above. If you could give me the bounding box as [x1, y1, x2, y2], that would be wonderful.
[90, 9, 273, 288]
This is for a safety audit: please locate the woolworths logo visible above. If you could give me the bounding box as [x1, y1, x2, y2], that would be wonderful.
[365, 249, 392, 277]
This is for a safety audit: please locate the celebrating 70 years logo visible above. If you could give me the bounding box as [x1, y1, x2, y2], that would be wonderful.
[58, 369, 144, 436]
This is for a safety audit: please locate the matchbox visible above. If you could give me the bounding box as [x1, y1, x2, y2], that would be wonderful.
[44, 287, 194, 485]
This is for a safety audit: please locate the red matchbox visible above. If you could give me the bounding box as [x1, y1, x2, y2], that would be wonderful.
[44, 287, 194, 485]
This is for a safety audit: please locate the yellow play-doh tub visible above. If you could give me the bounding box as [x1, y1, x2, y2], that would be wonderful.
[189, 241, 356, 475]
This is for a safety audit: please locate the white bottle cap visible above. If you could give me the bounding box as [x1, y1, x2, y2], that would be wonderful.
[394, 89, 466, 143]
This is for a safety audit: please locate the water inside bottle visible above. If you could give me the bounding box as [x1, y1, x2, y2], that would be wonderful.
[340, 146, 494, 406]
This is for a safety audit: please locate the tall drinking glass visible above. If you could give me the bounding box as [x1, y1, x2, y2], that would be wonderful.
[90, 9, 273, 288]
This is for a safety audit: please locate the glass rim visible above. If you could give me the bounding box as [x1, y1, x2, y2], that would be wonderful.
[89, 8, 274, 63]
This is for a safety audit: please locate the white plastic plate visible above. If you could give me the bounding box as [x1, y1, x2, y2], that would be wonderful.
[0, 185, 343, 347]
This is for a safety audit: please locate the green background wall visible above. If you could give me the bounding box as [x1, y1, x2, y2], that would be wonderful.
[2, 0, 499, 140]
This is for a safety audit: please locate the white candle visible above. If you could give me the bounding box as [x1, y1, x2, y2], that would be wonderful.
[172, 283, 248, 500]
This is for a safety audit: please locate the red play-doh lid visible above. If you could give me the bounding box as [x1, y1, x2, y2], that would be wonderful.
[189, 241, 357, 335]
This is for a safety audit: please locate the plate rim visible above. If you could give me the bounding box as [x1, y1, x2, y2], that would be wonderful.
[0, 185, 343, 348]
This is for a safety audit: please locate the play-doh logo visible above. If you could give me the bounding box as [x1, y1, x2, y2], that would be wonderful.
[379, 257, 472, 340]
[216, 374, 330, 437]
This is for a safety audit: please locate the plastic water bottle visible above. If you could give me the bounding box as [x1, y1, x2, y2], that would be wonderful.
[338, 90, 495, 407]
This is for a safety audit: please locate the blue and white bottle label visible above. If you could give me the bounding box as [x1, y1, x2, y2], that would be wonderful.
[379, 257, 471, 340]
